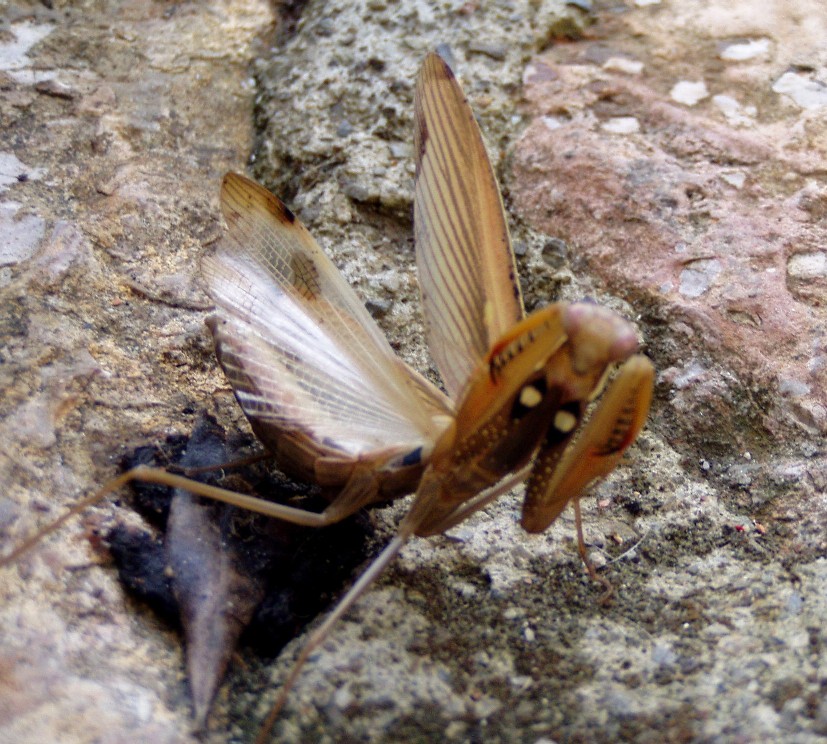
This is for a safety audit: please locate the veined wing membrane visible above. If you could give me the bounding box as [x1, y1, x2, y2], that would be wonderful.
[202, 173, 452, 457]
[414, 52, 524, 400]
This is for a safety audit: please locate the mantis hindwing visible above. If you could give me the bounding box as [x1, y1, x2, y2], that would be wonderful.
[1, 52, 654, 738]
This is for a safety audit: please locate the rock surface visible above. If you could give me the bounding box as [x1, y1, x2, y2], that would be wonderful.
[1, 1, 825, 743]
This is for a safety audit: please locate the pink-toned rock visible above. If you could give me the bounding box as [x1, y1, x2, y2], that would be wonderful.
[512, 56, 827, 445]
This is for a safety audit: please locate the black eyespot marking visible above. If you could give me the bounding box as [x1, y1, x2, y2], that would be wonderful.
[553, 409, 578, 435]
[262, 191, 297, 224]
[545, 401, 581, 446]
[511, 378, 548, 420]
[279, 200, 296, 223]
[401, 446, 423, 467]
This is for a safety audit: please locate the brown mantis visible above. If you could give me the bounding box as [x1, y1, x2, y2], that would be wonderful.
[1, 52, 654, 740]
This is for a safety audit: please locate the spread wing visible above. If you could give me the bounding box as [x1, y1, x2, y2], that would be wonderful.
[414, 52, 524, 401]
[202, 173, 452, 461]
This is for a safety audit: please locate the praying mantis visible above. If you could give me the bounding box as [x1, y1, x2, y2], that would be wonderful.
[1, 52, 654, 740]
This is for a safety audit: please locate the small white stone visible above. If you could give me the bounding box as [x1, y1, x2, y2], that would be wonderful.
[0, 151, 44, 192]
[719, 38, 770, 61]
[541, 115, 564, 130]
[679, 259, 721, 297]
[379, 272, 400, 292]
[509, 675, 533, 692]
[333, 686, 354, 709]
[601, 116, 640, 134]
[671, 80, 709, 106]
[787, 252, 827, 278]
[0, 201, 46, 267]
[0, 20, 54, 73]
[652, 642, 677, 666]
[502, 606, 525, 621]
[603, 57, 644, 75]
[773, 72, 827, 110]
[720, 170, 746, 189]
[713, 94, 756, 126]
[778, 378, 810, 397]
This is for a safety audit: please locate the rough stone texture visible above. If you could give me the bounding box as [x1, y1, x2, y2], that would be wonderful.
[0, 1, 272, 741]
[512, 6, 827, 448]
[1, 1, 825, 743]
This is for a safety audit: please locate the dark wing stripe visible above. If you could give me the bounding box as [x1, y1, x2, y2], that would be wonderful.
[426, 79, 486, 313]
[416, 168, 485, 351]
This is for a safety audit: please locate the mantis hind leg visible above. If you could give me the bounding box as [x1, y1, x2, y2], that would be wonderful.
[0, 462, 381, 567]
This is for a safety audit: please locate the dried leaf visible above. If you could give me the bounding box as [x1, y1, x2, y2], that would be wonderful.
[108, 413, 376, 726]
